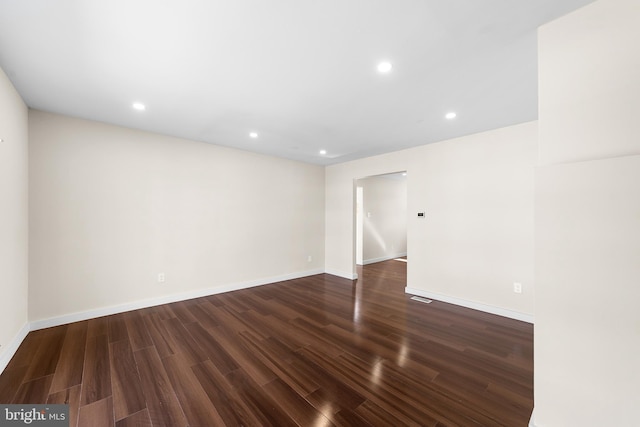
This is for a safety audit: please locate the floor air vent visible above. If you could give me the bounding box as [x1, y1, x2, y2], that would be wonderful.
[410, 296, 433, 304]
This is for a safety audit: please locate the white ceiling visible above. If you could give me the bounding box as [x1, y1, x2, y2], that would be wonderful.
[0, 0, 594, 165]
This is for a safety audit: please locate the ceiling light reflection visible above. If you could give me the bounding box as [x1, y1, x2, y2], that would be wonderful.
[397, 343, 409, 367]
[371, 361, 383, 387]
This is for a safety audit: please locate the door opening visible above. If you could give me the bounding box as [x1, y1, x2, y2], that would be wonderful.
[354, 171, 407, 272]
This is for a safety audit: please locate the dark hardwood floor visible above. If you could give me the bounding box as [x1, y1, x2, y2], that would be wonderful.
[0, 259, 533, 426]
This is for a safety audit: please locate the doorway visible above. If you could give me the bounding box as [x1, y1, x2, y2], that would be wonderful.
[355, 172, 408, 268]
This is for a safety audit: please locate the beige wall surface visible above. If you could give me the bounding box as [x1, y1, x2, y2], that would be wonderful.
[409, 123, 536, 316]
[535, 156, 640, 425]
[538, 0, 640, 165]
[535, 0, 640, 424]
[0, 68, 29, 365]
[358, 175, 407, 264]
[29, 111, 325, 322]
[326, 121, 536, 317]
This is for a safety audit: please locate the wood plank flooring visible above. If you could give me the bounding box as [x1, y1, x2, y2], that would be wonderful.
[0, 260, 534, 426]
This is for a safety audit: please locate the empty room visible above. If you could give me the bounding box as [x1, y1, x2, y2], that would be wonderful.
[1, 0, 638, 426]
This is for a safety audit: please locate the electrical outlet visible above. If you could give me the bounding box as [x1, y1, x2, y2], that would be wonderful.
[513, 282, 522, 294]
[307, 255, 312, 262]
[158, 273, 165, 283]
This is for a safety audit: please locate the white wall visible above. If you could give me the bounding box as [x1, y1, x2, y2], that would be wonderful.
[538, 0, 640, 165]
[357, 175, 407, 264]
[0, 67, 29, 370]
[29, 111, 325, 323]
[535, 157, 640, 426]
[326, 121, 536, 318]
[534, 0, 640, 424]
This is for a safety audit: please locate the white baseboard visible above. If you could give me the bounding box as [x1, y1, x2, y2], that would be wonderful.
[363, 252, 407, 265]
[324, 268, 358, 280]
[30, 268, 325, 331]
[405, 287, 534, 324]
[0, 322, 30, 373]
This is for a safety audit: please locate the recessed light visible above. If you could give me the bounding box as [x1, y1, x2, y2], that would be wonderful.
[445, 112, 457, 120]
[377, 62, 392, 73]
[402, 172, 407, 176]
[132, 102, 146, 111]
[319, 149, 327, 155]
[249, 132, 258, 138]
